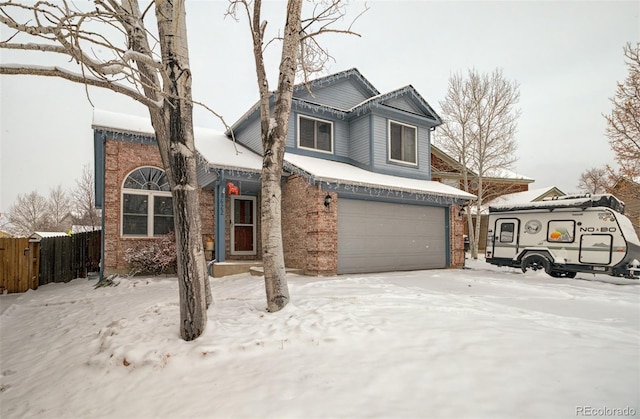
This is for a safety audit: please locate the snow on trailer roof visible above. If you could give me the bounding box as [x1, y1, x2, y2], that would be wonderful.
[489, 194, 626, 214]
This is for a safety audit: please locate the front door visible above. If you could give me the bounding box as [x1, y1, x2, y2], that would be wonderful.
[231, 196, 256, 255]
[492, 218, 520, 259]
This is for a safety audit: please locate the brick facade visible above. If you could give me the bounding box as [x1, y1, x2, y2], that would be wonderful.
[282, 175, 338, 275]
[449, 205, 465, 268]
[103, 138, 214, 275]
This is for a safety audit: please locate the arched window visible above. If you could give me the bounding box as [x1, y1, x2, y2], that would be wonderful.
[122, 167, 174, 237]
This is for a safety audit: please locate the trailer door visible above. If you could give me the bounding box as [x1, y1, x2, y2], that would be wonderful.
[492, 218, 520, 259]
[579, 234, 613, 265]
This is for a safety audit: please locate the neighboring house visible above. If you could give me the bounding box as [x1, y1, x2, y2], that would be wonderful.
[475, 186, 565, 250]
[430, 144, 534, 202]
[93, 68, 475, 277]
[608, 177, 640, 238]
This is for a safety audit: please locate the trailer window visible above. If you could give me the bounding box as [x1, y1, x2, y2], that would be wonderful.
[499, 223, 515, 243]
[547, 220, 575, 243]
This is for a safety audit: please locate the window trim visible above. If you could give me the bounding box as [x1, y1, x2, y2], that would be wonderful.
[297, 114, 334, 154]
[388, 120, 418, 166]
[546, 220, 576, 243]
[121, 166, 173, 238]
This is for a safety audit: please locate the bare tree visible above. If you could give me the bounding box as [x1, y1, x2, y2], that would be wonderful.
[604, 42, 640, 180]
[72, 165, 100, 230]
[48, 185, 72, 232]
[435, 73, 475, 257]
[227, 0, 364, 312]
[1, 1, 210, 340]
[436, 68, 521, 259]
[577, 167, 610, 194]
[7, 191, 51, 236]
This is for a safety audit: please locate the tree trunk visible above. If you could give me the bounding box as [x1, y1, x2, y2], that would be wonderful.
[472, 177, 483, 260]
[151, 0, 209, 340]
[259, 0, 302, 312]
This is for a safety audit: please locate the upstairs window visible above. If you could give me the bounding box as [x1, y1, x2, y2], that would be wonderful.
[122, 167, 174, 237]
[298, 115, 333, 153]
[389, 121, 417, 165]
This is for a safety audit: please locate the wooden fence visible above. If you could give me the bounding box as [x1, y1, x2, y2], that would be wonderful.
[0, 231, 101, 293]
[39, 231, 101, 285]
[0, 237, 40, 294]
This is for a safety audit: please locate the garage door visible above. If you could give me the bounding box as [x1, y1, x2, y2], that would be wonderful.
[337, 199, 447, 274]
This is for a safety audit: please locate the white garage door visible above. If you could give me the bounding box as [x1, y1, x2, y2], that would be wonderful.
[337, 199, 447, 274]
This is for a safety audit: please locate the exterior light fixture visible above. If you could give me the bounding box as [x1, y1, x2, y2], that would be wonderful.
[324, 194, 332, 208]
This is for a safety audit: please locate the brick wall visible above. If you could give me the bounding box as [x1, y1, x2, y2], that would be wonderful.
[103, 138, 215, 274]
[282, 175, 337, 275]
[449, 205, 465, 268]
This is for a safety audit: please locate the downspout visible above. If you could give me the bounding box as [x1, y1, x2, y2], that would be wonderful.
[214, 172, 226, 264]
[94, 131, 106, 281]
[445, 205, 451, 267]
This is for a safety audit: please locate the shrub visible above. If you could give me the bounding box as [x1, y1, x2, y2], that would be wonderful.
[124, 231, 177, 276]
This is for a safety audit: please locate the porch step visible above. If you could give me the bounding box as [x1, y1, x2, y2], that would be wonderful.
[210, 260, 304, 278]
[210, 261, 261, 278]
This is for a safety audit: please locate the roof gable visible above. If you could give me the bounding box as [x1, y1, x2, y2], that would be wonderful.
[294, 68, 379, 100]
[294, 73, 377, 111]
[350, 86, 441, 124]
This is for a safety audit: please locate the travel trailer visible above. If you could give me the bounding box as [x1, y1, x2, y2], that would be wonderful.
[485, 194, 640, 279]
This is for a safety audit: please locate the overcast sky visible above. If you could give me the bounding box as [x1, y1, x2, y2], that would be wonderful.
[1, 1, 638, 213]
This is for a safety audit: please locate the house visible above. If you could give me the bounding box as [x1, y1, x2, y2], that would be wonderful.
[430, 144, 535, 202]
[475, 186, 565, 250]
[93, 68, 476, 277]
[608, 177, 640, 238]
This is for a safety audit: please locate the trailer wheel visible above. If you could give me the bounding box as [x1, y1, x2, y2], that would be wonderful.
[521, 253, 551, 274]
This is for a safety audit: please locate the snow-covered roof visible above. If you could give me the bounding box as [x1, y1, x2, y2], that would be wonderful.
[284, 153, 476, 200]
[92, 109, 263, 173]
[486, 186, 564, 207]
[194, 133, 263, 173]
[484, 167, 534, 181]
[31, 231, 68, 238]
[468, 186, 564, 216]
[92, 109, 155, 136]
[489, 194, 626, 214]
[93, 109, 475, 200]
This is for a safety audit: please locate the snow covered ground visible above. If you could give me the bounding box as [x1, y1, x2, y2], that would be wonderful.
[1, 258, 638, 419]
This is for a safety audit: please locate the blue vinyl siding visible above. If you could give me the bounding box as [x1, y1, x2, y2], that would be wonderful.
[349, 115, 370, 166]
[234, 117, 262, 155]
[371, 114, 431, 180]
[294, 78, 370, 110]
[333, 119, 349, 158]
[383, 96, 422, 114]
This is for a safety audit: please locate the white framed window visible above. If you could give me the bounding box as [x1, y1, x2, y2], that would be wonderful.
[297, 115, 333, 153]
[121, 167, 174, 237]
[388, 120, 417, 165]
